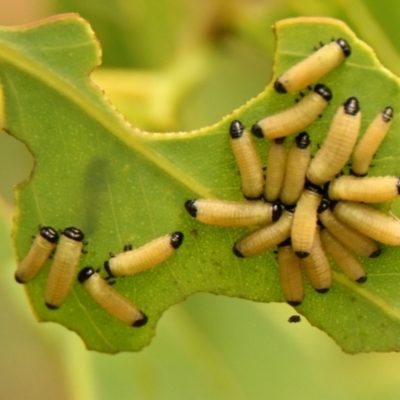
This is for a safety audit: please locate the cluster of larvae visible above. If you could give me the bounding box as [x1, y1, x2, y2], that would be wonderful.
[186, 37, 399, 306]
[15, 226, 183, 326]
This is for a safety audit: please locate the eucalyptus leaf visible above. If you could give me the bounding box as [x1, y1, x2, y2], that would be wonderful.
[5, 14, 400, 353]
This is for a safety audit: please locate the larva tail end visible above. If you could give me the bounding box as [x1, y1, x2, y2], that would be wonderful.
[103, 261, 114, 278]
[349, 169, 367, 177]
[251, 123, 264, 139]
[295, 251, 310, 259]
[278, 237, 292, 247]
[369, 249, 381, 258]
[132, 312, 148, 327]
[274, 79, 287, 93]
[233, 246, 244, 258]
[356, 276, 367, 284]
[274, 137, 286, 144]
[45, 302, 59, 310]
[244, 194, 263, 201]
[284, 204, 297, 214]
[14, 273, 24, 284]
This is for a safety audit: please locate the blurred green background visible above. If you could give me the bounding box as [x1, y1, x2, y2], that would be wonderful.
[2, 0, 400, 399]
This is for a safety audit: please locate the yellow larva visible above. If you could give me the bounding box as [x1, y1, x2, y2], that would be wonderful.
[274, 39, 351, 94]
[233, 206, 295, 258]
[320, 228, 367, 283]
[280, 131, 311, 206]
[277, 238, 304, 306]
[104, 232, 184, 278]
[264, 137, 286, 202]
[317, 199, 380, 258]
[15, 226, 59, 284]
[332, 201, 400, 246]
[229, 120, 264, 200]
[307, 97, 361, 185]
[78, 267, 147, 327]
[185, 199, 281, 227]
[351, 107, 394, 177]
[328, 175, 400, 203]
[251, 84, 332, 140]
[45, 227, 85, 310]
[291, 182, 323, 258]
[301, 226, 332, 293]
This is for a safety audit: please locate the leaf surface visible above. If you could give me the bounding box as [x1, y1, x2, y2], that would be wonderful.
[5, 14, 400, 353]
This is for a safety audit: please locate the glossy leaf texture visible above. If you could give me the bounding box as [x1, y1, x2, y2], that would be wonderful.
[6, 14, 400, 353]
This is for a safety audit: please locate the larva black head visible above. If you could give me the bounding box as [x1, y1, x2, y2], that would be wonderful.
[275, 137, 286, 144]
[317, 198, 330, 214]
[314, 84, 332, 102]
[315, 288, 330, 294]
[232, 245, 244, 258]
[185, 200, 197, 218]
[382, 106, 394, 123]
[343, 97, 360, 116]
[63, 227, 84, 242]
[78, 266, 95, 283]
[304, 180, 323, 194]
[39, 226, 59, 244]
[397, 178, 400, 195]
[369, 248, 381, 258]
[277, 237, 292, 248]
[251, 123, 264, 139]
[272, 202, 282, 222]
[295, 251, 310, 259]
[229, 120, 244, 139]
[287, 300, 302, 307]
[274, 79, 287, 94]
[132, 312, 148, 327]
[336, 38, 351, 57]
[45, 303, 59, 310]
[103, 261, 114, 278]
[170, 232, 184, 249]
[295, 132, 310, 149]
[356, 276, 367, 284]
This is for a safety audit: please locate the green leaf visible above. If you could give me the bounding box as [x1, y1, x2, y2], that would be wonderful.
[5, 14, 400, 353]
